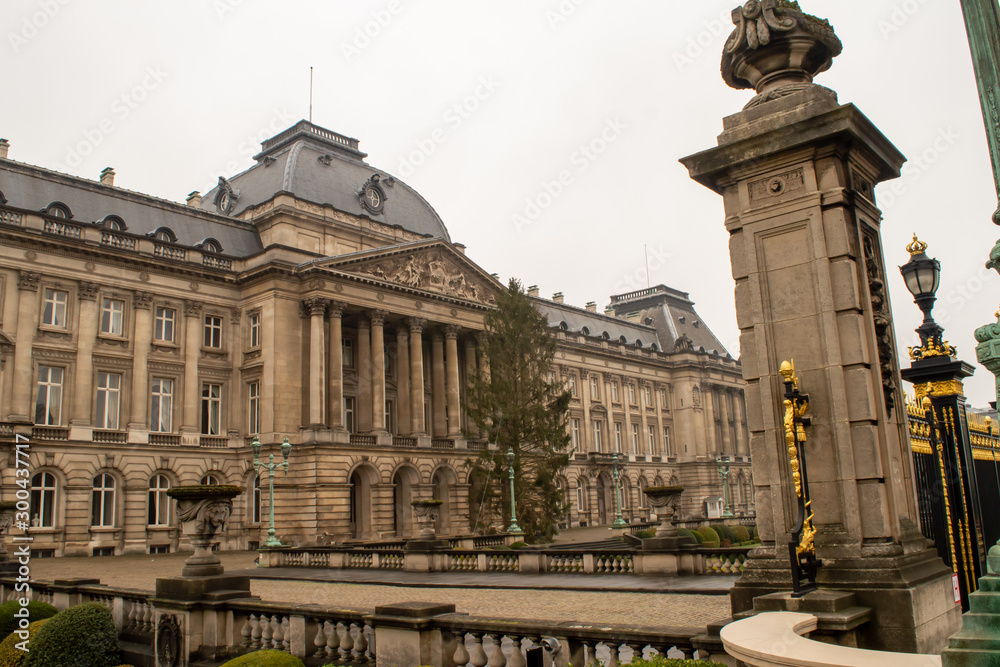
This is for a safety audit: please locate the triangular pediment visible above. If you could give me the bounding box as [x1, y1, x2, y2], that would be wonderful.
[317, 240, 502, 306]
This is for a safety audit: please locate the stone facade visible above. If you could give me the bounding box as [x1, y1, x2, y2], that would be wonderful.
[0, 121, 751, 557]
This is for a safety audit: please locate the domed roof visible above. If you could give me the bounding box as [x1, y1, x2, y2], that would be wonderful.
[200, 120, 450, 241]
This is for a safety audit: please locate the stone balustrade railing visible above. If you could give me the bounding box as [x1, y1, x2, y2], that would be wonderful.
[0, 577, 723, 666]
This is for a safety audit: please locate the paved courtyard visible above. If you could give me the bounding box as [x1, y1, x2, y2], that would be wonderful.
[26, 551, 734, 628]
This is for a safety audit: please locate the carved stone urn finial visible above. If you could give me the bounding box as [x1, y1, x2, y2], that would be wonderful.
[167, 485, 242, 577]
[411, 499, 444, 540]
[644, 485, 685, 538]
[721, 0, 843, 109]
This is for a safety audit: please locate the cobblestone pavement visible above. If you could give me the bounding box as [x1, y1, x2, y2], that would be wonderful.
[26, 551, 732, 628]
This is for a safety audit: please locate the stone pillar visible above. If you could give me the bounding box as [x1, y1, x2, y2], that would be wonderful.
[128, 292, 153, 442]
[638, 381, 650, 456]
[357, 318, 373, 433]
[397, 327, 411, 436]
[327, 302, 345, 431]
[580, 370, 593, 452]
[621, 375, 632, 454]
[463, 336, 477, 435]
[654, 383, 666, 457]
[431, 330, 446, 437]
[304, 297, 327, 427]
[679, 1, 959, 652]
[227, 308, 241, 442]
[371, 310, 387, 433]
[719, 388, 733, 456]
[70, 282, 100, 434]
[9, 271, 40, 422]
[409, 319, 426, 435]
[702, 384, 718, 455]
[445, 325, 461, 438]
[181, 301, 202, 440]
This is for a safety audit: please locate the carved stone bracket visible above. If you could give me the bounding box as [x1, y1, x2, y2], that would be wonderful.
[133, 291, 153, 310]
[78, 281, 100, 301]
[183, 300, 202, 317]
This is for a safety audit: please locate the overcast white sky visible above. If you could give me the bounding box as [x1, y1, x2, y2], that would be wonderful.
[4, 0, 1000, 407]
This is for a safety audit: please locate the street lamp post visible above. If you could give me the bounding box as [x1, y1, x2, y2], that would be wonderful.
[506, 446, 523, 535]
[716, 455, 734, 519]
[251, 436, 292, 548]
[612, 453, 627, 528]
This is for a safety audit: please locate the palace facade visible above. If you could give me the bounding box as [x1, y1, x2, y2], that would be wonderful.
[0, 122, 751, 556]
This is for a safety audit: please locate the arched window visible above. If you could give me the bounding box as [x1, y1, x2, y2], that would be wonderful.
[44, 202, 71, 219]
[30, 472, 57, 528]
[252, 474, 261, 524]
[91, 474, 116, 527]
[101, 215, 126, 231]
[199, 238, 223, 254]
[0, 189, 7, 205]
[148, 474, 170, 526]
[201, 473, 221, 486]
[151, 227, 176, 242]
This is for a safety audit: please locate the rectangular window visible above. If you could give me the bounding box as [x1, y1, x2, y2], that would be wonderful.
[41, 288, 68, 327]
[664, 427, 671, 455]
[154, 307, 176, 343]
[611, 382, 619, 402]
[343, 338, 354, 368]
[34, 366, 64, 425]
[385, 344, 395, 379]
[248, 312, 261, 348]
[344, 397, 356, 433]
[644, 385, 652, 405]
[568, 374, 577, 397]
[91, 474, 115, 528]
[631, 423, 640, 454]
[96, 372, 121, 429]
[628, 383, 636, 404]
[571, 418, 581, 449]
[592, 420, 603, 451]
[151, 378, 174, 432]
[248, 381, 260, 435]
[201, 383, 222, 435]
[100, 297, 125, 336]
[648, 425, 657, 453]
[660, 388, 668, 409]
[614, 422, 623, 453]
[385, 399, 395, 434]
[203, 315, 223, 348]
[589, 376, 599, 400]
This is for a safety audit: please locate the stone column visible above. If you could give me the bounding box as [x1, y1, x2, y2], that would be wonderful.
[719, 388, 733, 456]
[580, 369, 593, 452]
[431, 330, 446, 437]
[445, 325, 462, 438]
[464, 336, 477, 435]
[638, 381, 651, 456]
[702, 384, 718, 455]
[227, 308, 241, 441]
[621, 375, 632, 453]
[304, 297, 328, 427]
[654, 383, 666, 457]
[679, 2, 959, 651]
[357, 318, 373, 433]
[327, 302, 345, 431]
[9, 271, 40, 422]
[408, 319, 426, 435]
[371, 310, 387, 433]
[181, 301, 202, 440]
[128, 292, 153, 442]
[70, 282, 100, 433]
[396, 327, 411, 436]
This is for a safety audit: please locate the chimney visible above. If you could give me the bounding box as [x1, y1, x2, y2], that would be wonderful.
[186, 191, 202, 207]
[454, 242, 466, 255]
[527, 285, 540, 298]
[585, 301, 597, 312]
[604, 305, 616, 317]
[0, 139, 8, 159]
[553, 292, 564, 304]
[99, 167, 115, 186]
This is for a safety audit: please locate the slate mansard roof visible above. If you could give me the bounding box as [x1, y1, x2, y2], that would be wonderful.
[200, 121, 451, 242]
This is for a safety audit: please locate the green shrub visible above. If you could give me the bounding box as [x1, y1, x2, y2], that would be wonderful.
[510, 542, 528, 550]
[221, 650, 305, 666]
[697, 526, 719, 543]
[0, 601, 58, 642]
[24, 602, 120, 667]
[679, 528, 704, 544]
[710, 523, 736, 543]
[636, 528, 657, 539]
[732, 525, 751, 543]
[752, 525, 759, 540]
[623, 655, 726, 666]
[0, 619, 48, 667]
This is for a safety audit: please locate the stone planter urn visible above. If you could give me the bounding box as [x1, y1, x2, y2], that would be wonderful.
[0, 501, 16, 571]
[167, 485, 242, 577]
[411, 499, 443, 540]
[644, 486, 685, 538]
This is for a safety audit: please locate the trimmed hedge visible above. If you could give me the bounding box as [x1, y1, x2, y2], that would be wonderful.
[710, 523, 736, 543]
[679, 527, 703, 544]
[696, 526, 720, 548]
[23, 603, 120, 667]
[0, 601, 58, 642]
[221, 650, 305, 666]
[0, 619, 48, 667]
[636, 528, 657, 539]
[732, 525, 751, 543]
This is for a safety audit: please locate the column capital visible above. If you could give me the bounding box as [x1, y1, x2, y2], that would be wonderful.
[184, 300, 202, 317]
[17, 271, 40, 293]
[444, 324, 460, 340]
[327, 301, 346, 319]
[368, 309, 388, 327]
[579, 368, 590, 379]
[79, 281, 100, 301]
[132, 291, 153, 310]
[409, 317, 427, 334]
[303, 296, 329, 317]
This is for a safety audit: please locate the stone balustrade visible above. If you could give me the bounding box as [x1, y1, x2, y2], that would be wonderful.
[721, 612, 943, 667]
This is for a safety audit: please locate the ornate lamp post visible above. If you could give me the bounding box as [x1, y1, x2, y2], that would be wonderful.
[506, 446, 523, 534]
[611, 453, 627, 528]
[716, 455, 734, 519]
[251, 436, 292, 548]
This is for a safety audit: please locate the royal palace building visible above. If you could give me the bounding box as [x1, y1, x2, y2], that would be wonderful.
[0, 122, 751, 556]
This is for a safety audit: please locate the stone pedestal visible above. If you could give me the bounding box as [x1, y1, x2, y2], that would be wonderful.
[679, 1, 961, 653]
[942, 544, 1000, 664]
[370, 602, 457, 667]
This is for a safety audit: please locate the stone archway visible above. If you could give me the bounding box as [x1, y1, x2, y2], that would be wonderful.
[349, 464, 379, 540]
[392, 466, 420, 538]
[432, 467, 458, 536]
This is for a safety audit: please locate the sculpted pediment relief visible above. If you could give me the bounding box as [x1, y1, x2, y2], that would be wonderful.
[337, 248, 498, 305]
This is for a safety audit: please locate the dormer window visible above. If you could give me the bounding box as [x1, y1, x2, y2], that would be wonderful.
[44, 202, 72, 219]
[151, 227, 176, 243]
[0, 190, 6, 205]
[580, 327, 590, 336]
[101, 215, 126, 232]
[198, 238, 223, 254]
